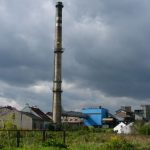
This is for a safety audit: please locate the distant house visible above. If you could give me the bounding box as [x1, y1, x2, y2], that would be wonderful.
[0, 105, 52, 130]
[113, 122, 126, 134]
[113, 122, 133, 134]
[115, 106, 134, 123]
[22, 104, 52, 129]
[0, 106, 43, 129]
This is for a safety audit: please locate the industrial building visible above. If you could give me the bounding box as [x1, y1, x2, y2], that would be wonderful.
[115, 106, 134, 123]
[81, 106, 108, 127]
[135, 105, 150, 121]
[141, 105, 150, 121]
[46, 111, 84, 125]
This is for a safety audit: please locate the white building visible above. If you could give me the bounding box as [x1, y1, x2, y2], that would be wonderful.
[114, 122, 133, 134]
[113, 122, 126, 134]
[121, 122, 133, 134]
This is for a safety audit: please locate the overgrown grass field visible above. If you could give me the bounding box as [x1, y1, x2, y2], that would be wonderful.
[0, 128, 150, 150]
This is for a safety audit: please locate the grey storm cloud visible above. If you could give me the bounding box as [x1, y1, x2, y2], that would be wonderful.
[0, 0, 53, 86]
[62, 0, 150, 100]
[0, 0, 150, 111]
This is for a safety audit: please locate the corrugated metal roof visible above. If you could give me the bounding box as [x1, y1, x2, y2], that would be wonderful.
[21, 112, 43, 120]
[31, 107, 51, 121]
[47, 111, 87, 118]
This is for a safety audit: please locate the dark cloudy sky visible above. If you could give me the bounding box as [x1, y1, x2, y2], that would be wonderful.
[0, 0, 150, 113]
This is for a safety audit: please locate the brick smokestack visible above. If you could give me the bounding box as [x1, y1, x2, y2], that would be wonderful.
[52, 1, 64, 125]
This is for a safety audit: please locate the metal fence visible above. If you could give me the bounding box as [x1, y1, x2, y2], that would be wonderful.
[0, 130, 66, 148]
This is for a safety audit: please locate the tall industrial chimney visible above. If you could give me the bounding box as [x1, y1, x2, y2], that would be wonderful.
[52, 1, 64, 125]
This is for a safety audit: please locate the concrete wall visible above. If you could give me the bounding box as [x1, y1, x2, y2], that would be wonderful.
[20, 113, 33, 129]
[15, 112, 44, 130]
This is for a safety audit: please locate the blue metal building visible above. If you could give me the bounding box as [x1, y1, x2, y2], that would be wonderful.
[81, 107, 108, 126]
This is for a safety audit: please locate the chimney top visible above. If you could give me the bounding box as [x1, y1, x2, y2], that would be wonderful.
[56, 1, 63, 8]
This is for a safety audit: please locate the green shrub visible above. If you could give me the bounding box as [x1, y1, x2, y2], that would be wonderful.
[132, 120, 145, 134]
[0, 144, 4, 150]
[139, 124, 150, 135]
[133, 121, 150, 135]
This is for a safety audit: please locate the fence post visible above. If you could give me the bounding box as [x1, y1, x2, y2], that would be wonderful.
[43, 130, 46, 142]
[16, 130, 20, 147]
[63, 130, 66, 144]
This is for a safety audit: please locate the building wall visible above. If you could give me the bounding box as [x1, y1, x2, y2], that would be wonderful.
[141, 105, 150, 121]
[0, 109, 45, 130]
[116, 111, 127, 118]
[82, 107, 108, 126]
[134, 110, 144, 120]
[0, 110, 33, 129]
[32, 120, 44, 129]
[20, 113, 33, 129]
[0, 110, 17, 129]
[11, 110, 33, 129]
[135, 114, 143, 121]
[15, 111, 44, 130]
